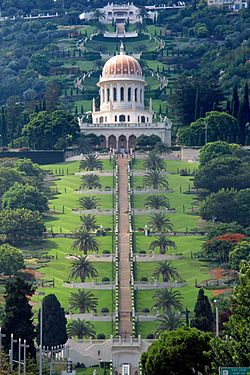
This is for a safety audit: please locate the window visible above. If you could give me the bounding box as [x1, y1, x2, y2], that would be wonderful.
[113, 87, 117, 101]
[120, 87, 124, 101]
[119, 114, 126, 122]
[141, 116, 145, 123]
[128, 87, 131, 101]
[102, 89, 105, 102]
[135, 88, 138, 102]
[127, 115, 130, 122]
[140, 89, 142, 103]
[107, 88, 110, 102]
[115, 115, 117, 122]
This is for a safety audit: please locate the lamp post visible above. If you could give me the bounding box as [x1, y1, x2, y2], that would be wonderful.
[214, 299, 219, 337]
[38, 292, 45, 375]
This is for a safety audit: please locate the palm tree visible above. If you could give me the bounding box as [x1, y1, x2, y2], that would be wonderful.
[80, 154, 103, 171]
[155, 311, 184, 335]
[152, 261, 181, 282]
[69, 290, 98, 313]
[90, 9, 105, 22]
[137, 8, 150, 21]
[95, 22, 107, 35]
[144, 195, 169, 210]
[135, 21, 148, 34]
[150, 234, 176, 255]
[80, 214, 99, 232]
[143, 170, 169, 189]
[67, 319, 96, 339]
[143, 151, 166, 171]
[153, 288, 183, 312]
[81, 174, 102, 190]
[148, 212, 173, 233]
[79, 196, 99, 210]
[72, 229, 99, 255]
[69, 255, 98, 282]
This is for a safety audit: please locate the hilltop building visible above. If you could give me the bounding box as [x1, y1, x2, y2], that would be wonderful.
[79, 2, 155, 24]
[79, 44, 172, 151]
[207, 0, 248, 10]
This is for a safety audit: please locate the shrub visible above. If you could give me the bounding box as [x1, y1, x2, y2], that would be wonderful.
[147, 333, 154, 339]
[101, 307, 109, 314]
[142, 307, 150, 313]
[102, 250, 110, 254]
[139, 250, 146, 254]
[102, 277, 110, 283]
[96, 333, 106, 339]
[140, 277, 148, 282]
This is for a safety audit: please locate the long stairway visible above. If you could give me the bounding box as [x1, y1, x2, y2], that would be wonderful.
[117, 157, 132, 338]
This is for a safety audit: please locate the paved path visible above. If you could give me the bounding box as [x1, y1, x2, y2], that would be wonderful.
[118, 157, 132, 338]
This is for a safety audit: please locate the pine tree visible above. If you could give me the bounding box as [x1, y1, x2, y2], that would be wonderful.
[232, 84, 239, 120]
[2, 277, 36, 359]
[37, 294, 67, 349]
[190, 289, 214, 332]
[238, 82, 250, 145]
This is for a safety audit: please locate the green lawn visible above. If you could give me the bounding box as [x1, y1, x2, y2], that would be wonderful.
[133, 176, 200, 232]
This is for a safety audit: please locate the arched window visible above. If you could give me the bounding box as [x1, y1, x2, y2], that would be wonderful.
[127, 115, 130, 122]
[100, 116, 104, 123]
[140, 89, 142, 103]
[141, 116, 145, 123]
[135, 88, 138, 102]
[102, 89, 105, 103]
[128, 87, 131, 101]
[113, 87, 117, 101]
[138, 116, 140, 122]
[107, 88, 110, 102]
[119, 114, 126, 122]
[120, 87, 124, 101]
[115, 115, 117, 122]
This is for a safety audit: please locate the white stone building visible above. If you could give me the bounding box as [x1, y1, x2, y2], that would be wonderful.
[79, 2, 155, 24]
[207, 0, 248, 10]
[79, 44, 172, 150]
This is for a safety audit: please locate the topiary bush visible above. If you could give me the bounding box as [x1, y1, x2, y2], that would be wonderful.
[101, 307, 109, 314]
[147, 333, 154, 339]
[142, 307, 150, 313]
[140, 277, 148, 282]
[96, 333, 106, 339]
[102, 277, 110, 283]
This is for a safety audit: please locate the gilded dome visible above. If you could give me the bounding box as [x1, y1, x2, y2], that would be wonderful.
[102, 43, 142, 79]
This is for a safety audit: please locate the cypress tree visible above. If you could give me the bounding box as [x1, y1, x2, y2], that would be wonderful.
[37, 294, 67, 349]
[225, 99, 231, 114]
[194, 87, 200, 121]
[190, 288, 214, 332]
[232, 84, 239, 119]
[2, 277, 36, 359]
[238, 82, 250, 145]
[0, 107, 7, 146]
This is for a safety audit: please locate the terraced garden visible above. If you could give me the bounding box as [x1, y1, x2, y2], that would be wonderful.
[24, 156, 224, 340]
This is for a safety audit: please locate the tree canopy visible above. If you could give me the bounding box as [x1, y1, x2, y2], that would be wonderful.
[22, 110, 80, 150]
[141, 327, 212, 375]
[37, 294, 67, 349]
[0, 244, 25, 277]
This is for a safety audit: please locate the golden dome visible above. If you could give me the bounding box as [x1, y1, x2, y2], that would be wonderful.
[102, 43, 142, 79]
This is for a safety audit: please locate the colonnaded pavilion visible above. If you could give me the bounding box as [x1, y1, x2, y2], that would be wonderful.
[79, 43, 172, 151]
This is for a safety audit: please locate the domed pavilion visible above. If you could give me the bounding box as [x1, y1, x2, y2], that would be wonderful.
[79, 43, 172, 151]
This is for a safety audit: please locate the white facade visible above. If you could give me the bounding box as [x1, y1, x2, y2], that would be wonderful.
[92, 44, 152, 126]
[79, 44, 172, 150]
[207, 0, 248, 10]
[79, 2, 144, 24]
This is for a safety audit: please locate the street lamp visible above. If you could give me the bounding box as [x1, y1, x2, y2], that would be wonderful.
[38, 292, 45, 375]
[214, 299, 219, 337]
